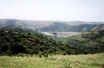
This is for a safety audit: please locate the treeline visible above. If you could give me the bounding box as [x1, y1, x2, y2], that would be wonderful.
[0, 27, 104, 56]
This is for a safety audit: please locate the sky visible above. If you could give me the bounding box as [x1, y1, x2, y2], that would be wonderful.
[0, 0, 104, 21]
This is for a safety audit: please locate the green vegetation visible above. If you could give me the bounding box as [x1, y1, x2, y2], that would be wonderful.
[0, 53, 104, 68]
[0, 28, 59, 56]
[0, 27, 104, 56]
[59, 29, 104, 54]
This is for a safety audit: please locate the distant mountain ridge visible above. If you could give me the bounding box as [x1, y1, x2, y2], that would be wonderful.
[0, 19, 104, 32]
[40, 22, 104, 32]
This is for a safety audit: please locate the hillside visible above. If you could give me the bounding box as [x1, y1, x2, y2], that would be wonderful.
[0, 19, 104, 32]
[64, 29, 104, 54]
[40, 22, 104, 32]
[0, 19, 53, 31]
[0, 28, 59, 55]
[0, 27, 104, 56]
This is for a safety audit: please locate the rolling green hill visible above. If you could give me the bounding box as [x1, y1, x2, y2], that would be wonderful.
[0, 27, 104, 56]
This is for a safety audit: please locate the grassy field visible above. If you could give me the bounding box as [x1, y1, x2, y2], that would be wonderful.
[0, 53, 104, 68]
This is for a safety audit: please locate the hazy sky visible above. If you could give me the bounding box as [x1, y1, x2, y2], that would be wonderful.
[0, 0, 104, 21]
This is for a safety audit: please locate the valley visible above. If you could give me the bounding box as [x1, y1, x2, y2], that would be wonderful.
[0, 19, 104, 68]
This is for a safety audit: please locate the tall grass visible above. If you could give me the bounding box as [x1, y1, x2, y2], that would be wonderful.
[0, 53, 104, 68]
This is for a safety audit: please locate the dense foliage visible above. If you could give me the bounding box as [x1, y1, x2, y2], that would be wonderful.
[64, 29, 104, 54]
[0, 28, 59, 56]
[0, 28, 104, 56]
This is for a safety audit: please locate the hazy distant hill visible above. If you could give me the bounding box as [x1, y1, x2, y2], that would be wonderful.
[0, 19, 53, 31]
[0, 19, 104, 32]
[40, 22, 104, 32]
